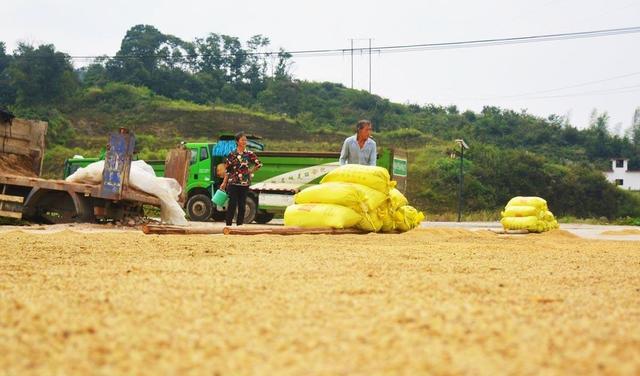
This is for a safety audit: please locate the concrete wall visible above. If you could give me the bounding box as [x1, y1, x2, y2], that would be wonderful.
[603, 159, 640, 190]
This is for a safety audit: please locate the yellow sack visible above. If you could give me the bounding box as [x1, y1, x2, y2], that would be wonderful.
[394, 205, 425, 232]
[500, 216, 546, 233]
[284, 204, 362, 229]
[377, 203, 396, 232]
[506, 196, 548, 211]
[356, 210, 383, 232]
[542, 210, 555, 222]
[320, 164, 392, 194]
[359, 184, 389, 210]
[295, 182, 386, 213]
[389, 188, 408, 210]
[501, 205, 541, 218]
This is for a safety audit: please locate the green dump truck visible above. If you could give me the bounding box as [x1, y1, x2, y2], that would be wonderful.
[64, 137, 408, 224]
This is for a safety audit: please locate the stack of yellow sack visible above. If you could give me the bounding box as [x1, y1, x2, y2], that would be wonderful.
[500, 196, 559, 233]
[284, 165, 424, 232]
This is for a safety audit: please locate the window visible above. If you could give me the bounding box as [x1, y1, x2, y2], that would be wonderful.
[200, 147, 209, 161]
[616, 159, 624, 168]
[189, 149, 197, 165]
[615, 179, 624, 186]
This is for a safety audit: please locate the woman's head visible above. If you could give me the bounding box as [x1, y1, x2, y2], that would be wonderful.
[235, 131, 247, 150]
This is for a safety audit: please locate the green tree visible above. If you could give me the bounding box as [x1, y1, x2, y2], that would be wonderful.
[106, 24, 166, 86]
[221, 35, 245, 84]
[78, 56, 110, 87]
[631, 107, 640, 147]
[257, 78, 301, 115]
[195, 33, 225, 74]
[8, 43, 78, 106]
[0, 42, 16, 106]
[244, 35, 270, 97]
[274, 49, 292, 80]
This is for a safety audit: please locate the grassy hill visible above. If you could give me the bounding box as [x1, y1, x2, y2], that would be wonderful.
[13, 82, 640, 222]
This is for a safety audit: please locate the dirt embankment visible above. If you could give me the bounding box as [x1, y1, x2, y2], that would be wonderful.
[1, 228, 639, 374]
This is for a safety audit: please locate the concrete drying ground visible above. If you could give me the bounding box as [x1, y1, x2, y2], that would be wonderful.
[0, 223, 639, 374]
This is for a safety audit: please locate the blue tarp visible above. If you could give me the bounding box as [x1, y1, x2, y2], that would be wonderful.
[212, 140, 237, 157]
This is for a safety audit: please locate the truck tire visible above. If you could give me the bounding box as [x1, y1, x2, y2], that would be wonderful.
[254, 212, 274, 224]
[242, 195, 257, 224]
[23, 189, 94, 224]
[187, 194, 213, 221]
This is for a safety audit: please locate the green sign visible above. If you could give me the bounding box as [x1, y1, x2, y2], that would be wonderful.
[393, 158, 407, 177]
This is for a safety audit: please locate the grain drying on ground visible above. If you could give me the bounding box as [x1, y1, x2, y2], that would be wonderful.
[1, 228, 639, 374]
[601, 229, 640, 236]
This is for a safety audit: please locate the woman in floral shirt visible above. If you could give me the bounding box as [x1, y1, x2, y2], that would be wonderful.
[220, 132, 262, 226]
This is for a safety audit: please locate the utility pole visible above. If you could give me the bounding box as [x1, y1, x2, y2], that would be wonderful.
[455, 139, 469, 222]
[350, 39, 354, 89]
[368, 38, 372, 93]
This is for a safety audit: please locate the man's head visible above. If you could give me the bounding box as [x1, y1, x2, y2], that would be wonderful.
[356, 120, 372, 140]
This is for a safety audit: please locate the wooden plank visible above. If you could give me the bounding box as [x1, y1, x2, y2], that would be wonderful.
[1, 118, 47, 176]
[0, 126, 36, 142]
[121, 186, 161, 206]
[0, 173, 159, 206]
[0, 140, 30, 150]
[223, 226, 367, 236]
[142, 224, 223, 235]
[0, 209, 22, 219]
[141, 224, 367, 236]
[0, 193, 23, 203]
[163, 147, 190, 205]
[0, 175, 98, 194]
[489, 228, 530, 234]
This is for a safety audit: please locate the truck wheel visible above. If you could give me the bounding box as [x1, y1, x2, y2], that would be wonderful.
[254, 212, 274, 224]
[23, 189, 92, 224]
[187, 194, 213, 221]
[242, 195, 257, 224]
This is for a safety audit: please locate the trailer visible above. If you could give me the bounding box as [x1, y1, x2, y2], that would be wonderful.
[0, 114, 189, 223]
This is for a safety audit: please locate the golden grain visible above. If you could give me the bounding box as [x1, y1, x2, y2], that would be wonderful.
[1, 228, 639, 374]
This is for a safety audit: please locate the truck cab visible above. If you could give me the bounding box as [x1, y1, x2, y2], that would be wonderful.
[182, 136, 265, 223]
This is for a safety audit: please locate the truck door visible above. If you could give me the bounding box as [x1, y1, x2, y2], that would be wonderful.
[188, 147, 198, 180]
[188, 146, 212, 183]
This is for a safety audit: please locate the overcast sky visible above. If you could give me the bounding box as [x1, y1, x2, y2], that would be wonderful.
[4, 0, 640, 132]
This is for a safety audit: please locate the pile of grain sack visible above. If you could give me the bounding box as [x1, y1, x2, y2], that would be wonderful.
[284, 165, 424, 232]
[501, 196, 559, 233]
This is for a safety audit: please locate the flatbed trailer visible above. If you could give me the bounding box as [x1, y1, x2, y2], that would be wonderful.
[0, 114, 189, 223]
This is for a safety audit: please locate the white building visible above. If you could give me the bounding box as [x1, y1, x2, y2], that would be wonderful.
[603, 159, 640, 191]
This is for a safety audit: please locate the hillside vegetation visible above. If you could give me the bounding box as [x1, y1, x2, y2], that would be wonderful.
[1, 25, 640, 221]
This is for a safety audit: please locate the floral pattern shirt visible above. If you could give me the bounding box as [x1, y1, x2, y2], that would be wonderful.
[224, 150, 262, 186]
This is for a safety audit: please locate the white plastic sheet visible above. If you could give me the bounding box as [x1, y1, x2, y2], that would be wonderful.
[66, 160, 187, 225]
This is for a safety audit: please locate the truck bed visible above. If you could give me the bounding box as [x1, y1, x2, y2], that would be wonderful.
[0, 174, 161, 206]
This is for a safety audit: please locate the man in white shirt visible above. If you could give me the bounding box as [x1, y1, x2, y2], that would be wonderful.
[339, 119, 377, 166]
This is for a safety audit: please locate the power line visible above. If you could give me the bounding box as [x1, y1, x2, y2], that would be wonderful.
[372, 26, 640, 54]
[519, 83, 640, 100]
[16, 25, 640, 61]
[436, 83, 640, 102]
[456, 71, 640, 101]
